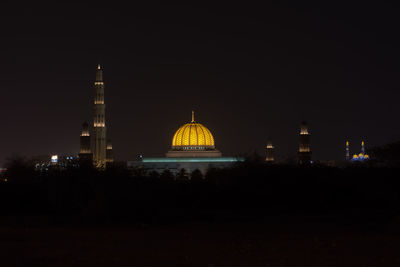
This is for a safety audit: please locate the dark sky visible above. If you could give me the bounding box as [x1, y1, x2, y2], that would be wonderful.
[1, 2, 400, 164]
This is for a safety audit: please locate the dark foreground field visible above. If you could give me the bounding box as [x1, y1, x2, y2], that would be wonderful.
[2, 165, 400, 265]
[2, 218, 400, 267]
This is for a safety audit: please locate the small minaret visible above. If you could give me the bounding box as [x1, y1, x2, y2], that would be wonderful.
[79, 121, 93, 163]
[80, 122, 91, 154]
[345, 141, 350, 161]
[361, 141, 365, 156]
[298, 121, 312, 164]
[106, 139, 114, 164]
[93, 64, 107, 168]
[266, 139, 275, 162]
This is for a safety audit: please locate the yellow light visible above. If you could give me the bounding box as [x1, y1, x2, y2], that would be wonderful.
[300, 129, 309, 135]
[353, 154, 358, 159]
[172, 122, 215, 148]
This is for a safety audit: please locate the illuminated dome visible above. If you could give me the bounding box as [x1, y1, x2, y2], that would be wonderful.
[171, 111, 215, 150]
[166, 111, 222, 158]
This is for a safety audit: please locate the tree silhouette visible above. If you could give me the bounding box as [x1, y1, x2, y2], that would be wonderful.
[191, 169, 203, 181]
[160, 169, 174, 181]
[4, 156, 36, 184]
[177, 168, 188, 180]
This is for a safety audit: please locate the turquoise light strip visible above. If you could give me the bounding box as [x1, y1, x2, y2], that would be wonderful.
[142, 157, 244, 163]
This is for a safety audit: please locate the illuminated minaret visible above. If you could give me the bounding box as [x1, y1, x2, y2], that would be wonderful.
[106, 139, 114, 164]
[266, 139, 275, 162]
[298, 121, 312, 164]
[80, 122, 91, 154]
[79, 121, 93, 163]
[345, 141, 350, 161]
[92, 64, 107, 168]
[361, 141, 365, 156]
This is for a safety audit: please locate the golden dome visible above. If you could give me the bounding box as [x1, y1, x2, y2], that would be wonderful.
[171, 111, 215, 149]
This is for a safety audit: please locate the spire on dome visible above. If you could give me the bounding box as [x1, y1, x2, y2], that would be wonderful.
[191, 110, 195, 122]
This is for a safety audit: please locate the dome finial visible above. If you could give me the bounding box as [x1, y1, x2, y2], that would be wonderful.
[191, 110, 195, 122]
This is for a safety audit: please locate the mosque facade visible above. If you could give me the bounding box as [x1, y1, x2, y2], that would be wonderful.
[129, 111, 243, 175]
[350, 141, 370, 162]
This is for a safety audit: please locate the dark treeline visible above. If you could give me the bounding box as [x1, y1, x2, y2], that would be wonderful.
[1, 157, 400, 225]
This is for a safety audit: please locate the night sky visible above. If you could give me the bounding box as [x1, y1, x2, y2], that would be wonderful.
[1, 2, 400, 164]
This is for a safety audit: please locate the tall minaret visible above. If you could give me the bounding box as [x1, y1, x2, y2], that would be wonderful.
[298, 121, 312, 164]
[345, 141, 350, 161]
[93, 64, 107, 168]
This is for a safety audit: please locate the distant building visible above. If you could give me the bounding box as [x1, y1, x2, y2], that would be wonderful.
[92, 65, 107, 168]
[106, 139, 114, 164]
[33, 155, 78, 171]
[165, 111, 222, 158]
[79, 121, 93, 163]
[351, 141, 370, 162]
[298, 121, 312, 164]
[129, 111, 243, 176]
[345, 140, 350, 161]
[265, 139, 275, 162]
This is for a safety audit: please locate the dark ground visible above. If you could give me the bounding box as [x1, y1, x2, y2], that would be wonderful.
[2, 163, 400, 266]
[2, 218, 400, 267]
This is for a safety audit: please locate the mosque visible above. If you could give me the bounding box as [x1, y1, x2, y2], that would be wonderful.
[129, 111, 243, 175]
[347, 141, 370, 162]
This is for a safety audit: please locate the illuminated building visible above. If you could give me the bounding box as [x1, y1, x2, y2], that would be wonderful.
[298, 121, 312, 164]
[130, 111, 243, 176]
[166, 111, 222, 158]
[79, 121, 93, 163]
[32, 155, 78, 171]
[265, 139, 274, 162]
[351, 141, 370, 162]
[51, 155, 58, 165]
[92, 65, 107, 168]
[106, 139, 114, 164]
[345, 140, 350, 161]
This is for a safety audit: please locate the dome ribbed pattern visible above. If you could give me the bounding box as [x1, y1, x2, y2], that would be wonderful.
[172, 122, 215, 149]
